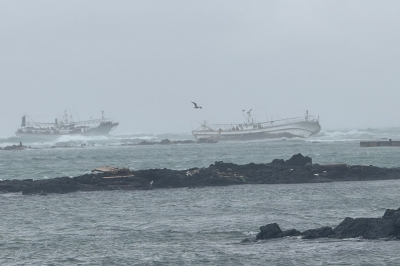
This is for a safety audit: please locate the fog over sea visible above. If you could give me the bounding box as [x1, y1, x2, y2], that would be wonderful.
[2, 128, 400, 265]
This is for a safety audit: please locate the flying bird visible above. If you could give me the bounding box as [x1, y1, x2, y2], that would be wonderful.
[191, 101, 202, 109]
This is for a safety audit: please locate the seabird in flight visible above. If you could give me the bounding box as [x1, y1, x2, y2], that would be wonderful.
[191, 101, 202, 109]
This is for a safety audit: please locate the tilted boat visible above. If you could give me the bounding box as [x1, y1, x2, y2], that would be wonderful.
[15, 111, 119, 136]
[192, 110, 321, 141]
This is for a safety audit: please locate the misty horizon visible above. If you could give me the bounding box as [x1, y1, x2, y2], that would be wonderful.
[1, 1, 400, 137]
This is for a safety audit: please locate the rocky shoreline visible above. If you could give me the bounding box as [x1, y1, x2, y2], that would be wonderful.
[242, 207, 400, 242]
[0, 142, 28, 150]
[0, 138, 217, 150]
[1, 153, 400, 195]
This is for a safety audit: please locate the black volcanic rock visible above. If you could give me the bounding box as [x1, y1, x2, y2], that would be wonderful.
[278, 229, 302, 237]
[21, 177, 79, 195]
[160, 139, 172, 144]
[270, 159, 286, 166]
[250, 208, 400, 242]
[285, 153, 312, 167]
[333, 217, 394, 239]
[256, 223, 283, 240]
[2, 144, 28, 150]
[383, 208, 400, 220]
[301, 226, 334, 239]
[4, 154, 400, 195]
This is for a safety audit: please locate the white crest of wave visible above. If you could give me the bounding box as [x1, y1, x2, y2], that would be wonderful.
[29, 141, 57, 147]
[311, 129, 380, 142]
[110, 134, 158, 141]
[319, 129, 376, 137]
[0, 142, 22, 147]
[55, 135, 109, 143]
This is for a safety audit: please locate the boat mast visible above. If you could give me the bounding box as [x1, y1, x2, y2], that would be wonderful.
[21, 115, 26, 127]
[64, 110, 68, 124]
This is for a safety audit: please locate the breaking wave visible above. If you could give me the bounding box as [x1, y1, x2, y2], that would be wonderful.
[0, 133, 192, 149]
[2, 128, 399, 148]
[311, 128, 400, 142]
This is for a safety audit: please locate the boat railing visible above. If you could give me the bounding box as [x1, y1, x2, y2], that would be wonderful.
[23, 118, 115, 129]
[198, 115, 318, 132]
[23, 121, 56, 129]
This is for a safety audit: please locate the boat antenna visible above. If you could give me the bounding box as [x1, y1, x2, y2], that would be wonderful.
[246, 109, 253, 124]
[64, 110, 68, 124]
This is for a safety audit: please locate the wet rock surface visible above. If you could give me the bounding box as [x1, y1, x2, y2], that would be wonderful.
[252, 208, 400, 241]
[2, 153, 400, 195]
[1, 143, 28, 150]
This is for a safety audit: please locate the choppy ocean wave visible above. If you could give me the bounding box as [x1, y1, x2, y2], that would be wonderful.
[311, 128, 400, 142]
[0, 133, 190, 149]
[1, 128, 400, 149]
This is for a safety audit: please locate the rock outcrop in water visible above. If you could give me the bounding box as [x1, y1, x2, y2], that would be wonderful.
[1, 142, 28, 150]
[247, 208, 400, 241]
[2, 153, 400, 195]
[123, 138, 218, 146]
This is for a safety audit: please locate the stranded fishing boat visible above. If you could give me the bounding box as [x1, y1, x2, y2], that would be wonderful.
[15, 111, 119, 136]
[192, 110, 321, 141]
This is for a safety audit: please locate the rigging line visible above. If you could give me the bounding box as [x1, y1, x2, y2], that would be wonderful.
[26, 115, 42, 128]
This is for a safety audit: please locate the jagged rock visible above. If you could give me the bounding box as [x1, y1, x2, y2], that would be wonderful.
[2, 144, 28, 150]
[270, 159, 286, 166]
[5, 154, 400, 195]
[382, 208, 400, 219]
[160, 139, 172, 144]
[333, 217, 396, 239]
[285, 153, 312, 167]
[256, 223, 283, 240]
[251, 208, 400, 243]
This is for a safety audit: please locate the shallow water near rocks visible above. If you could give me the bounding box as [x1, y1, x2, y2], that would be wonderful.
[1, 130, 400, 265]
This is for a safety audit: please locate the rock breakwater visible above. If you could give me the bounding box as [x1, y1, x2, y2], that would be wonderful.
[245, 208, 400, 241]
[2, 153, 400, 195]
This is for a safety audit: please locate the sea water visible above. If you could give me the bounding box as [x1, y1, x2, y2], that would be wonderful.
[1, 129, 400, 265]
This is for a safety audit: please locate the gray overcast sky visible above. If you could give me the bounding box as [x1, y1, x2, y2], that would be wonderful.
[1, 1, 400, 136]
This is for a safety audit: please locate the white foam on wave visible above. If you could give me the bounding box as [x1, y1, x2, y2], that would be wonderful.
[56, 135, 109, 142]
[28, 141, 57, 148]
[0, 142, 21, 148]
[109, 134, 158, 141]
[311, 129, 379, 141]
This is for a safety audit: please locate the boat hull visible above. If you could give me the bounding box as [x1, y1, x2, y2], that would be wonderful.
[192, 121, 321, 141]
[15, 122, 119, 137]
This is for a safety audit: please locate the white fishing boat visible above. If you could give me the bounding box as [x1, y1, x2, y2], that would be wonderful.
[15, 111, 119, 136]
[192, 110, 321, 141]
